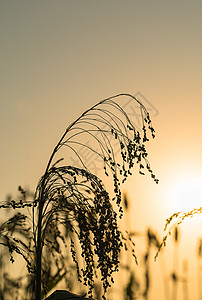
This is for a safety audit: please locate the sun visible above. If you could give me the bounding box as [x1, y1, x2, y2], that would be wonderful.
[167, 173, 202, 212]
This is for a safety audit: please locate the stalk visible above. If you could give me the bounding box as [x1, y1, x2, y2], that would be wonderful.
[35, 129, 69, 299]
[34, 93, 153, 299]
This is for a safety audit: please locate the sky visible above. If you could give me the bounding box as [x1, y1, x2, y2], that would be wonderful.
[1, 1, 202, 299]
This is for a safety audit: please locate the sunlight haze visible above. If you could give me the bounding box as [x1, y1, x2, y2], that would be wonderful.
[1, 1, 202, 299]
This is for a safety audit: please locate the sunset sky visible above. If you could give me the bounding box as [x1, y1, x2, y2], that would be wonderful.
[1, 1, 202, 299]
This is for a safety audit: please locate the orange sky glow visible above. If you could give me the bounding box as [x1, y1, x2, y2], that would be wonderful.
[1, 1, 202, 299]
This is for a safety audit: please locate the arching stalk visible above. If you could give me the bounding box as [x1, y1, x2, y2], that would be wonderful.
[31, 94, 157, 299]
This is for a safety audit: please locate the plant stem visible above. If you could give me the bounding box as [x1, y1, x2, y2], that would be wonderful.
[35, 129, 70, 300]
[34, 94, 143, 299]
[35, 204, 43, 300]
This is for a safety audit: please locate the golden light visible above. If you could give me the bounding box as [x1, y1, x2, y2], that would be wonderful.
[167, 173, 202, 212]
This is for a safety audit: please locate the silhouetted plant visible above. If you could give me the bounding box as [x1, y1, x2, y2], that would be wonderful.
[155, 207, 202, 300]
[124, 271, 140, 300]
[155, 207, 202, 260]
[171, 227, 180, 300]
[0, 201, 33, 300]
[0, 93, 157, 300]
[142, 228, 160, 300]
[121, 193, 161, 300]
[121, 227, 161, 300]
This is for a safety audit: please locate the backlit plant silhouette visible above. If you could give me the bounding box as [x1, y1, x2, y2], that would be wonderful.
[155, 204, 202, 263]
[0, 93, 158, 300]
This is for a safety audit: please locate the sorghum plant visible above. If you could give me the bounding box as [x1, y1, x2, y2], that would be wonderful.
[0, 93, 157, 300]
